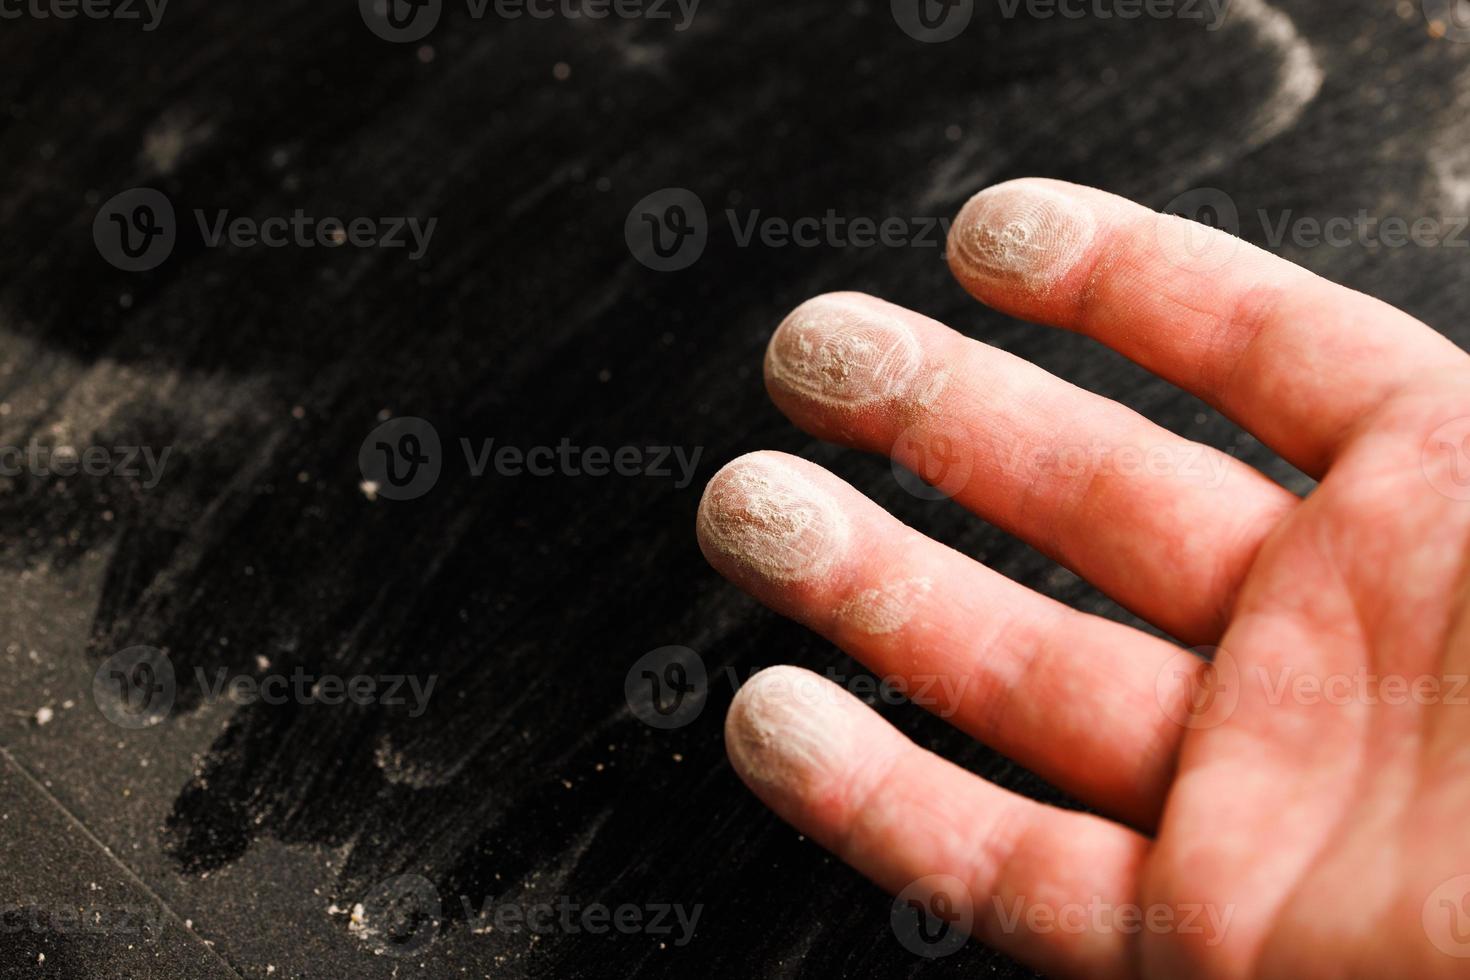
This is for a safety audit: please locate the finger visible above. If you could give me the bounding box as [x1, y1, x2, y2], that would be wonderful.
[762, 293, 1296, 643]
[726, 666, 1151, 980]
[945, 178, 1469, 476]
[698, 451, 1195, 827]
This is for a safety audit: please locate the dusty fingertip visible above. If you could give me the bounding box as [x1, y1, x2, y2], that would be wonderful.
[947, 179, 1097, 293]
[724, 665, 860, 799]
[764, 293, 924, 410]
[696, 452, 849, 584]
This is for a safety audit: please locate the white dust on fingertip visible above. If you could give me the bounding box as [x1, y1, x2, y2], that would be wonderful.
[948, 181, 1096, 293]
[696, 453, 849, 584]
[765, 295, 926, 410]
[724, 666, 862, 796]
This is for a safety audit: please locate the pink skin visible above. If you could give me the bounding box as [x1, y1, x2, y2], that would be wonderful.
[696, 178, 1470, 979]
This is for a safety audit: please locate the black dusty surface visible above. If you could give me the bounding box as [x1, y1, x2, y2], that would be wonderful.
[2, 0, 1469, 977]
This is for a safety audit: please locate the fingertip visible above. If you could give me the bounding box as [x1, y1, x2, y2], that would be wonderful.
[947, 178, 1098, 299]
[695, 451, 850, 586]
[724, 665, 871, 809]
[763, 292, 925, 413]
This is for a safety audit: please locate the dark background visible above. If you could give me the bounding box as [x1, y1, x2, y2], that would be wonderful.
[2, 0, 1469, 976]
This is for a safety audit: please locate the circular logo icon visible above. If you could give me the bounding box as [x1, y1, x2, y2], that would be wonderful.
[92, 646, 176, 729]
[891, 0, 973, 42]
[1422, 417, 1470, 501]
[354, 874, 442, 958]
[1156, 645, 1240, 730]
[358, 417, 442, 501]
[94, 188, 176, 272]
[625, 646, 707, 730]
[1424, 0, 1470, 42]
[1425, 874, 1470, 957]
[360, 0, 441, 42]
[1156, 187, 1242, 273]
[625, 188, 708, 272]
[891, 420, 973, 501]
[890, 874, 973, 958]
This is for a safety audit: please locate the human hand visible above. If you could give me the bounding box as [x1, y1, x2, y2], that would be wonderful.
[696, 178, 1470, 978]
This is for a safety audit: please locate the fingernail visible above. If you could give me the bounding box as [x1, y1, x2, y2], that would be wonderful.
[725, 665, 861, 798]
[696, 452, 849, 583]
[765, 294, 924, 409]
[948, 180, 1096, 292]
